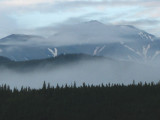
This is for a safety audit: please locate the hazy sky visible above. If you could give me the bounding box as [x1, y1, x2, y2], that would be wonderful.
[0, 0, 160, 38]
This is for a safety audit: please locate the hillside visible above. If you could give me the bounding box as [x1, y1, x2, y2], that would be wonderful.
[0, 54, 105, 71]
[0, 56, 12, 63]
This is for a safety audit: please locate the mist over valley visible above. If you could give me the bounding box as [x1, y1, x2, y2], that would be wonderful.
[0, 21, 160, 89]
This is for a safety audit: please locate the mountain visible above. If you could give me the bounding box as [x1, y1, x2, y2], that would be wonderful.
[0, 54, 105, 71]
[0, 20, 160, 62]
[0, 56, 12, 63]
[0, 34, 44, 45]
[0, 34, 49, 60]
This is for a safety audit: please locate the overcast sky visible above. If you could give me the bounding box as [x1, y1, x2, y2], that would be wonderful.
[0, 0, 160, 38]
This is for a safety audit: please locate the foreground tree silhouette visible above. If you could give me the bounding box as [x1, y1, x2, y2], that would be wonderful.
[0, 81, 160, 120]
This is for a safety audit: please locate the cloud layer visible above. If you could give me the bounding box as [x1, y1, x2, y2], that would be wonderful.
[0, 0, 160, 38]
[0, 59, 160, 89]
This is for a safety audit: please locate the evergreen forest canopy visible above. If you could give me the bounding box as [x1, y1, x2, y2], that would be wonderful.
[0, 81, 160, 120]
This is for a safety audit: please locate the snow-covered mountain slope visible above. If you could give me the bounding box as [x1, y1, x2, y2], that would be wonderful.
[0, 20, 160, 62]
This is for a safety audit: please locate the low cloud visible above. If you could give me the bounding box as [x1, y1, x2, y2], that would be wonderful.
[0, 59, 159, 89]
[114, 19, 160, 26]
[0, 20, 157, 47]
[113, 19, 160, 36]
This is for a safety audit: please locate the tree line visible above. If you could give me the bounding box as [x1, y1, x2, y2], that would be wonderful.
[0, 81, 160, 120]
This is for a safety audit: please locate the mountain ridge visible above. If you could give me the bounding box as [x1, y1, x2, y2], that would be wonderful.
[0, 20, 160, 62]
[0, 54, 106, 71]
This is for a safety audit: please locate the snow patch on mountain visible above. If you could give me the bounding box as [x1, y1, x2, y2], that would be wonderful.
[142, 44, 150, 60]
[122, 43, 142, 57]
[93, 47, 99, 55]
[93, 46, 106, 55]
[122, 41, 160, 61]
[122, 42, 153, 61]
[138, 32, 154, 41]
[98, 45, 106, 53]
[152, 51, 160, 60]
[48, 48, 58, 57]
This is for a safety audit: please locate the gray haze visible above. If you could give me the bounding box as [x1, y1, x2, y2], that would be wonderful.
[0, 21, 148, 46]
[0, 59, 159, 89]
[0, 21, 160, 89]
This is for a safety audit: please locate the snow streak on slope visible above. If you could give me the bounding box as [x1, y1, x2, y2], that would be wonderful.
[121, 41, 160, 61]
[139, 32, 154, 42]
[121, 42, 142, 57]
[98, 45, 106, 53]
[143, 44, 150, 60]
[93, 47, 99, 56]
[48, 48, 58, 57]
[152, 51, 160, 60]
[93, 46, 106, 56]
[121, 42, 153, 62]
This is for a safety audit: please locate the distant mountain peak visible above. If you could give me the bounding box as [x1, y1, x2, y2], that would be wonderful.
[10, 34, 26, 36]
[6, 34, 29, 38]
[0, 34, 43, 41]
[125, 25, 137, 29]
[117, 25, 138, 30]
[0, 34, 44, 45]
[84, 20, 105, 25]
[89, 20, 101, 23]
[6, 34, 41, 38]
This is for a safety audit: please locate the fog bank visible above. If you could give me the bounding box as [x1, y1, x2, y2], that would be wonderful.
[0, 59, 160, 89]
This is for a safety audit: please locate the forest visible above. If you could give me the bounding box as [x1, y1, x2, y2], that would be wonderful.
[0, 81, 160, 120]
